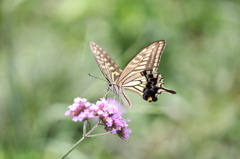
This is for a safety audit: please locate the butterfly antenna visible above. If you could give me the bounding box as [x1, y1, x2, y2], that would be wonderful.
[88, 73, 107, 82]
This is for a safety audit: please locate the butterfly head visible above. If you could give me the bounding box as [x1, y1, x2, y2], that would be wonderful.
[108, 83, 113, 88]
[108, 82, 118, 92]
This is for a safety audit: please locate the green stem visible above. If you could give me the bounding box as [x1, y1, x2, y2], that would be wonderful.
[60, 122, 99, 159]
[83, 120, 87, 136]
[60, 135, 85, 159]
[87, 131, 111, 138]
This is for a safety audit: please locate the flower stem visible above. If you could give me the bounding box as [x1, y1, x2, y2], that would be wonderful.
[60, 135, 85, 159]
[87, 131, 111, 138]
[83, 120, 87, 136]
[60, 122, 99, 159]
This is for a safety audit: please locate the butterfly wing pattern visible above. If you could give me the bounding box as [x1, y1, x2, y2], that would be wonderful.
[90, 42, 122, 83]
[90, 40, 176, 107]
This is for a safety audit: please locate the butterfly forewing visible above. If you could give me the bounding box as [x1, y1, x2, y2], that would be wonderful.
[116, 40, 175, 102]
[116, 40, 166, 85]
[90, 42, 122, 83]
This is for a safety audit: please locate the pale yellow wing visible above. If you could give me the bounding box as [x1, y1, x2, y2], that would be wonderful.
[117, 40, 166, 86]
[117, 40, 175, 102]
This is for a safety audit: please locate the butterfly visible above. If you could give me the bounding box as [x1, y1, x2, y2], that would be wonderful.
[90, 40, 176, 107]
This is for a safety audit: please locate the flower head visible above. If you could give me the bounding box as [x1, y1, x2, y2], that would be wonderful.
[65, 97, 131, 140]
[95, 98, 131, 139]
[117, 128, 132, 140]
[65, 97, 93, 122]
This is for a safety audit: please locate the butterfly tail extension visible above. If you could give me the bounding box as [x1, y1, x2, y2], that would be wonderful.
[160, 87, 176, 94]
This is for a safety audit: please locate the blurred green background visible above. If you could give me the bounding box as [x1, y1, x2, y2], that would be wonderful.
[1, 0, 240, 158]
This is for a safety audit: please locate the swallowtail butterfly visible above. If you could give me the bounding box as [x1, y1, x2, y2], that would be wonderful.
[90, 40, 176, 107]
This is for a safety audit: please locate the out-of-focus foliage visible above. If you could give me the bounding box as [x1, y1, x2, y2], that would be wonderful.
[1, 0, 240, 158]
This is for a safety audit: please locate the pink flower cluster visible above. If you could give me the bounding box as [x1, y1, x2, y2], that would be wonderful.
[65, 97, 132, 140]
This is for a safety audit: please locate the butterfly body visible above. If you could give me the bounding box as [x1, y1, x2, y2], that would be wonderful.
[90, 41, 176, 107]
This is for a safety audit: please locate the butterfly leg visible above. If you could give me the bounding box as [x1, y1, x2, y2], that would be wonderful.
[104, 88, 110, 98]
